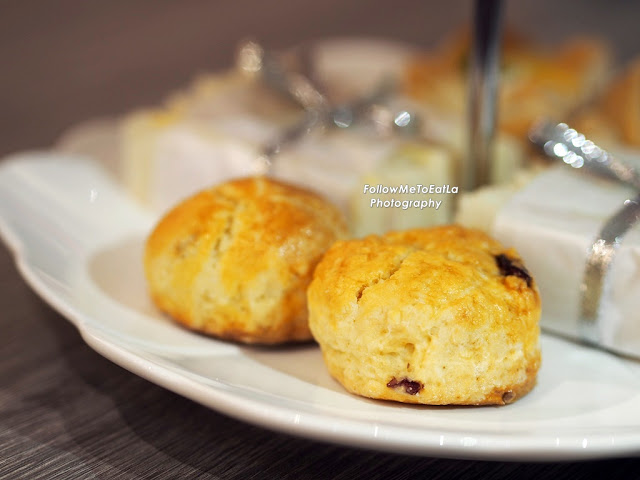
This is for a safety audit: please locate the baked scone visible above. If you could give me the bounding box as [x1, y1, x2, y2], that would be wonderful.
[405, 28, 610, 138]
[145, 176, 348, 344]
[308, 225, 541, 405]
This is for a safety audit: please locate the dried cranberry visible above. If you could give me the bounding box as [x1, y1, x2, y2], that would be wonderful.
[387, 377, 423, 395]
[495, 254, 532, 287]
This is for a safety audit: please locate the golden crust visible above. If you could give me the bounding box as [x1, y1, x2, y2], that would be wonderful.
[308, 225, 541, 405]
[144, 176, 348, 344]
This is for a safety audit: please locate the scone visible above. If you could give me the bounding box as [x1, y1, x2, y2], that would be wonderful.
[405, 28, 610, 138]
[145, 176, 348, 344]
[308, 225, 541, 405]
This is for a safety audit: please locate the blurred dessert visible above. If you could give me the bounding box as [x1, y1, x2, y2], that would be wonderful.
[491, 164, 640, 359]
[121, 72, 301, 213]
[119, 41, 457, 236]
[118, 32, 630, 240]
[405, 28, 611, 139]
[573, 57, 640, 149]
[455, 53, 640, 234]
[349, 142, 452, 237]
[403, 28, 611, 193]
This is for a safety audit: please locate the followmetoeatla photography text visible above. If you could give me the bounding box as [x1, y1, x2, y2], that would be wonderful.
[363, 183, 459, 210]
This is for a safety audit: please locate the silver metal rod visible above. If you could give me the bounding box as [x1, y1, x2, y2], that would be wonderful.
[466, 0, 504, 191]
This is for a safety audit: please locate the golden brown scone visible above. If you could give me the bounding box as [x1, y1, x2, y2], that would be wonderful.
[405, 28, 610, 138]
[145, 176, 348, 344]
[574, 57, 640, 148]
[308, 225, 541, 405]
[605, 58, 640, 146]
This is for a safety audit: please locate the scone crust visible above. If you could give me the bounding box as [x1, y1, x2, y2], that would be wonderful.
[308, 225, 541, 405]
[145, 176, 347, 344]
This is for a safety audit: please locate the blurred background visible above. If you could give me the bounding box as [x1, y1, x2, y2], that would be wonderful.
[0, 0, 638, 157]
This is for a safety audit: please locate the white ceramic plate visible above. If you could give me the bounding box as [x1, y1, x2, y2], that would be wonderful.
[2, 152, 640, 461]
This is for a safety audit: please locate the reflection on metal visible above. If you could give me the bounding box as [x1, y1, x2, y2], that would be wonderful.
[236, 39, 422, 171]
[530, 121, 640, 190]
[580, 196, 640, 345]
[466, 0, 504, 191]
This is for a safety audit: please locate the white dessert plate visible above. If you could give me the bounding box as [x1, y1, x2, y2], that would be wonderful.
[2, 152, 640, 462]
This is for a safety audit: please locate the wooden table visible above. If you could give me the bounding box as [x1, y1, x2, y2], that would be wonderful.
[2, 1, 639, 478]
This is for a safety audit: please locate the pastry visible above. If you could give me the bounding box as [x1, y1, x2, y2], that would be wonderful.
[348, 142, 453, 237]
[307, 225, 541, 405]
[144, 176, 348, 344]
[121, 72, 301, 213]
[574, 56, 640, 148]
[405, 28, 610, 138]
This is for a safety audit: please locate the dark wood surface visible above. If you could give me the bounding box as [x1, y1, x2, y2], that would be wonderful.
[1, 1, 639, 478]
